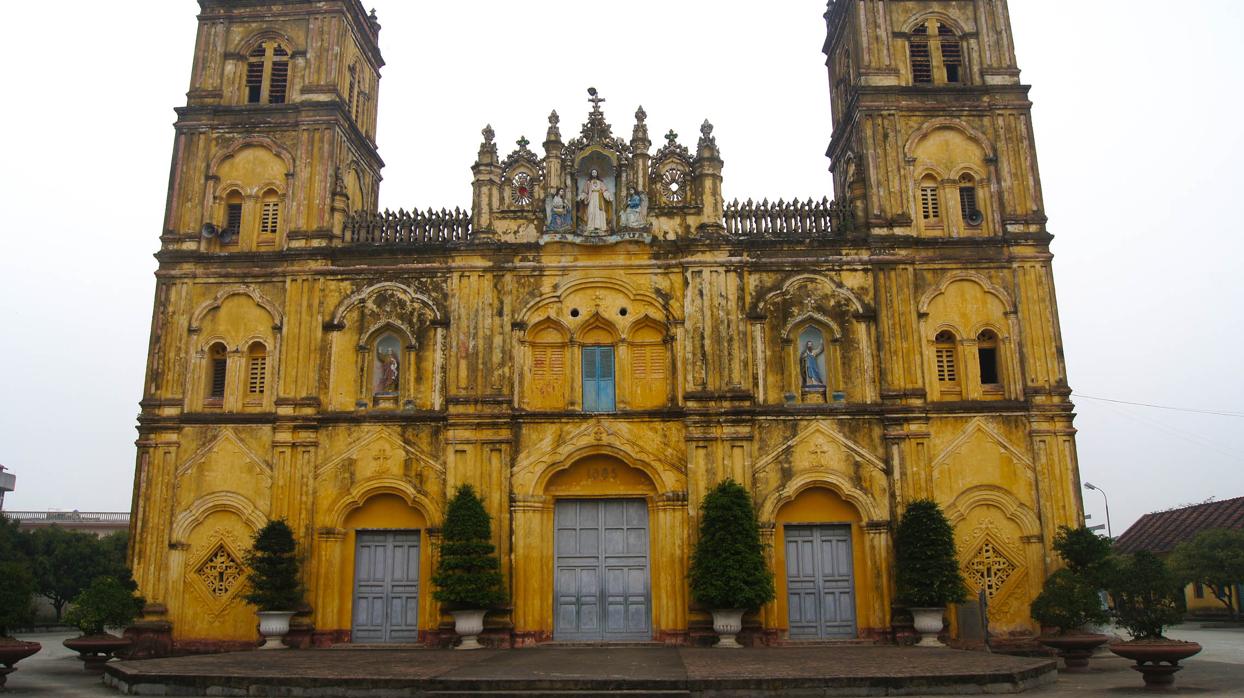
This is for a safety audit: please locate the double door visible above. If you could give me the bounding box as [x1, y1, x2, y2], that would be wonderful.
[352, 530, 421, 642]
[785, 524, 856, 639]
[554, 499, 651, 641]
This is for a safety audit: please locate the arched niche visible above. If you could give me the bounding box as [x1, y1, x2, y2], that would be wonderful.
[544, 454, 658, 499]
[625, 316, 670, 410]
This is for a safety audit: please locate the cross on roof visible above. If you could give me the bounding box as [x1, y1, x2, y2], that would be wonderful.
[516, 135, 530, 149]
[587, 87, 606, 112]
[665, 129, 679, 144]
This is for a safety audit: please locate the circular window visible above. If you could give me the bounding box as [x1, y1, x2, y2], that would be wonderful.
[511, 172, 533, 206]
[570, 308, 580, 318]
[619, 308, 628, 317]
[661, 168, 687, 203]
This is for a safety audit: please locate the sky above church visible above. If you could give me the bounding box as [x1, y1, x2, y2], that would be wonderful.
[0, 1, 1240, 537]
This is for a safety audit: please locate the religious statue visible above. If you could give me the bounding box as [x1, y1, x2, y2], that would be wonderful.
[545, 187, 573, 231]
[578, 168, 613, 233]
[619, 185, 647, 230]
[799, 339, 825, 388]
[376, 346, 399, 393]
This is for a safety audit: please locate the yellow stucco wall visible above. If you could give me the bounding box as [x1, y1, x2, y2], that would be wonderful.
[128, 0, 1083, 650]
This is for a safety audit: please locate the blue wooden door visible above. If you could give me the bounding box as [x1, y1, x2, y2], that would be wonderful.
[582, 346, 615, 412]
[554, 499, 650, 641]
[352, 531, 420, 643]
[785, 525, 855, 639]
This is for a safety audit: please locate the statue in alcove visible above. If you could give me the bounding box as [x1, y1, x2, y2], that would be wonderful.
[798, 327, 827, 389]
[578, 168, 614, 233]
[374, 335, 401, 394]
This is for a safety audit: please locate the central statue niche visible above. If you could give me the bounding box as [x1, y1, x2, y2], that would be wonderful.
[575, 152, 615, 234]
[540, 88, 652, 245]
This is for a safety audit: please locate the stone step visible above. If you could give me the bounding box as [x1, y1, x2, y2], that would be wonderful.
[534, 641, 668, 649]
[426, 692, 690, 698]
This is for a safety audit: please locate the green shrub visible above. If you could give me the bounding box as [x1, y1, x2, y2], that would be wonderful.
[243, 520, 303, 611]
[63, 576, 144, 636]
[894, 499, 968, 607]
[0, 561, 35, 638]
[1053, 525, 1115, 587]
[689, 479, 775, 610]
[1109, 551, 1184, 640]
[1030, 569, 1109, 633]
[432, 485, 506, 610]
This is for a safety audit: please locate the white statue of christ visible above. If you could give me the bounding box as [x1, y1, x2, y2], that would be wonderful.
[578, 168, 612, 232]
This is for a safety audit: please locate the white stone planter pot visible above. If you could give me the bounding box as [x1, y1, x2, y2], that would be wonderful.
[711, 609, 746, 649]
[911, 607, 946, 647]
[451, 609, 487, 650]
[256, 611, 295, 650]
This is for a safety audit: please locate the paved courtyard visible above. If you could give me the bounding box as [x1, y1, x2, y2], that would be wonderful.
[3, 624, 1242, 696]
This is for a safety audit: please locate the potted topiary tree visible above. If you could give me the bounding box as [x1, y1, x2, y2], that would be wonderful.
[0, 561, 41, 688]
[1107, 551, 1202, 690]
[689, 479, 775, 648]
[1031, 526, 1114, 670]
[893, 499, 968, 647]
[243, 519, 303, 650]
[432, 485, 506, 649]
[62, 576, 143, 672]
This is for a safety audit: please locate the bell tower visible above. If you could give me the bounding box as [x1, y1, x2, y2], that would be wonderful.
[162, 0, 384, 252]
[824, 0, 1043, 240]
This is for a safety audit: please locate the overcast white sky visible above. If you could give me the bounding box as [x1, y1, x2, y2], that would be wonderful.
[0, 1, 1240, 537]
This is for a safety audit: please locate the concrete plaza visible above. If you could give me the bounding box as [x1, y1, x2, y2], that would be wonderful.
[2, 624, 1242, 696]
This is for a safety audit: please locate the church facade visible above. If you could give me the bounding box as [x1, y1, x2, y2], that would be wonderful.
[128, 0, 1084, 651]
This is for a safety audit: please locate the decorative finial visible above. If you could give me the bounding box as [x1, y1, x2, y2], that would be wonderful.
[665, 129, 679, 144]
[481, 124, 495, 144]
[516, 135, 530, 149]
[698, 119, 717, 149]
[635, 106, 647, 124]
[587, 87, 606, 112]
[369, 8, 378, 20]
[548, 110, 560, 126]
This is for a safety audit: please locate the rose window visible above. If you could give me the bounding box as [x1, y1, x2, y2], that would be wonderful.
[660, 168, 687, 203]
[196, 544, 243, 598]
[512, 173, 533, 206]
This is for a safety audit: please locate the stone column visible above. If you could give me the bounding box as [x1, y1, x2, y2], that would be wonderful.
[862, 520, 893, 640]
[654, 492, 689, 644]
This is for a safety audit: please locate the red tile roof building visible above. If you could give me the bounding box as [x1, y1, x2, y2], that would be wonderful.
[1114, 497, 1244, 554]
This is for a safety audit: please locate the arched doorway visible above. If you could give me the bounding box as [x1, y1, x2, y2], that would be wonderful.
[774, 487, 865, 639]
[545, 455, 656, 642]
[340, 493, 430, 643]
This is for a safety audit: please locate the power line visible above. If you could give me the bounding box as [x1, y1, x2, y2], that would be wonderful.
[1075, 394, 1244, 419]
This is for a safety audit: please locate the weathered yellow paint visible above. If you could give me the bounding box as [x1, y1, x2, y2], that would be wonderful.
[127, 0, 1086, 651]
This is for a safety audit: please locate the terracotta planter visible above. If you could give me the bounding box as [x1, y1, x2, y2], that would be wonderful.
[451, 609, 486, 650]
[1109, 640, 1203, 689]
[256, 611, 296, 650]
[62, 633, 132, 673]
[1038, 633, 1109, 670]
[0, 639, 41, 688]
[910, 607, 945, 647]
[710, 609, 745, 649]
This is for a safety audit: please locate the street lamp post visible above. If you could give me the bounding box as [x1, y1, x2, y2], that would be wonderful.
[1083, 482, 1112, 539]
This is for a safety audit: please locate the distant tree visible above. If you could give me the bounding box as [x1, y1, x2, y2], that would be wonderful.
[29, 527, 118, 620]
[1168, 529, 1244, 620]
[0, 561, 35, 638]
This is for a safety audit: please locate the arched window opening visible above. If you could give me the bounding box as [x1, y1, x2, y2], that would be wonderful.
[934, 331, 959, 386]
[224, 191, 243, 243]
[373, 334, 401, 396]
[958, 174, 982, 227]
[347, 63, 358, 120]
[977, 330, 1001, 387]
[246, 342, 268, 397]
[920, 175, 941, 223]
[259, 190, 280, 235]
[207, 343, 228, 403]
[245, 40, 290, 105]
[629, 323, 668, 410]
[938, 22, 963, 83]
[909, 19, 966, 86]
[910, 23, 933, 84]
